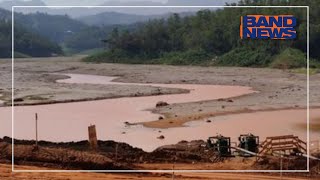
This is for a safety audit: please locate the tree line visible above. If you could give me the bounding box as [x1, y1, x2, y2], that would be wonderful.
[86, 0, 319, 68]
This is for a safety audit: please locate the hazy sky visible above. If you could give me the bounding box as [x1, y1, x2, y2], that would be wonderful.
[2, 0, 239, 16]
[37, 0, 166, 5]
[2, 0, 238, 6]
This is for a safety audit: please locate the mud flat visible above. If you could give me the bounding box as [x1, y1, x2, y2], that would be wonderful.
[0, 56, 319, 108]
[0, 57, 319, 151]
[0, 73, 255, 151]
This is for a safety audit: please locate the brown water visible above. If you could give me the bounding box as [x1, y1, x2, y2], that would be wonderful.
[0, 74, 317, 151]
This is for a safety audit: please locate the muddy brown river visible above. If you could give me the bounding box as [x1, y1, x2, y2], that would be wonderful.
[0, 74, 318, 151]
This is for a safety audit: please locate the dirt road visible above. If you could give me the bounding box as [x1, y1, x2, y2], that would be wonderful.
[0, 164, 314, 180]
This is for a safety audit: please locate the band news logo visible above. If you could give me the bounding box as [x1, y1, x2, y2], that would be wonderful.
[240, 15, 297, 39]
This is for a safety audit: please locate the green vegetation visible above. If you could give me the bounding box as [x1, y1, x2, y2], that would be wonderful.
[0, 14, 63, 58]
[0, 20, 11, 58]
[63, 26, 106, 53]
[155, 49, 214, 65]
[14, 52, 32, 58]
[85, 0, 319, 69]
[217, 47, 273, 67]
[14, 24, 63, 57]
[1, 0, 319, 68]
[85, 48, 214, 65]
[15, 12, 88, 43]
[63, 24, 139, 53]
[270, 48, 306, 69]
[0, 9, 107, 57]
[290, 68, 319, 75]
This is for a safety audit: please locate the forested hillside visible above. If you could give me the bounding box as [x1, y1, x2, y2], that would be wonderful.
[86, 0, 319, 68]
[15, 12, 88, 43]
[0, 8, 106, 57]
[63, 23, 140, 53]
[78, 12, 153, 26]
[0, 9, 63, 58]
[78, 11, 195, 26]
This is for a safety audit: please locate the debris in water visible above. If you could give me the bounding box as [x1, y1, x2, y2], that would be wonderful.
[124, 121, 135, 126]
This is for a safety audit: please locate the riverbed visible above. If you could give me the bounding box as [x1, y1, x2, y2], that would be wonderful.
[0, 73, 318, 151]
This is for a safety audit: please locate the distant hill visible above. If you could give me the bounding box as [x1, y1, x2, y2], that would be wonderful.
[0, 8, 63, 58]
[77, 11, 195, 26]
[15, 12, 88, 43]
[64, 23, 141, 53]
[0, 8, 141, 56]
[0, 6, 10, 20]
[78, 11, 154, 26]
[0, 0, 46, 10]
[0, 0, 238, 18]
[0, 20, 63, 58]
[166, 0, 237, 6]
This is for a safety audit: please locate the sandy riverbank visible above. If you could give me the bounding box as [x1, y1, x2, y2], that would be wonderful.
[0, 56, 319, 150]
[0, 56, 319, 110]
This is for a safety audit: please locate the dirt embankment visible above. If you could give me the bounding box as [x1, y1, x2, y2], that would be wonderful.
[1, 137, 320, 174]
[0, 137, 221, 168]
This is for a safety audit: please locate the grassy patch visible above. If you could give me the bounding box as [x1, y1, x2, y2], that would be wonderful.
[155, 49, 213, 65]
[270, 48, 306, 69]
[24, 95, 49, 101]
[84, 46, 318, 69]
[84, 49, 214, 65]
[77, 48, 105, 56]
[216, 47, 272, 67]
[14, 51, 31, 58]
[290, 68, 319, 75]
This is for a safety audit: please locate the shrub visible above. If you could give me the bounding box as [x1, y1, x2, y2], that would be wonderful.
[270, 48, 306, 69]
[216, 47, 272, 67]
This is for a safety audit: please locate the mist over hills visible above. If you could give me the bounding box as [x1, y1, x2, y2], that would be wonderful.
[0, 0, 236, 17]
[0, 0, 45, 10]
[0, 5, 197, 57]
[0, 8, 63, 58]
[15, 12, 88, 43]
[78, 11, 194, 26]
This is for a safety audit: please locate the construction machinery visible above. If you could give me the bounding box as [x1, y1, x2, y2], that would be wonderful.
[237, 133, 259, 157]
[207, 135, 232, 156]
[206, 134, 311, 161]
